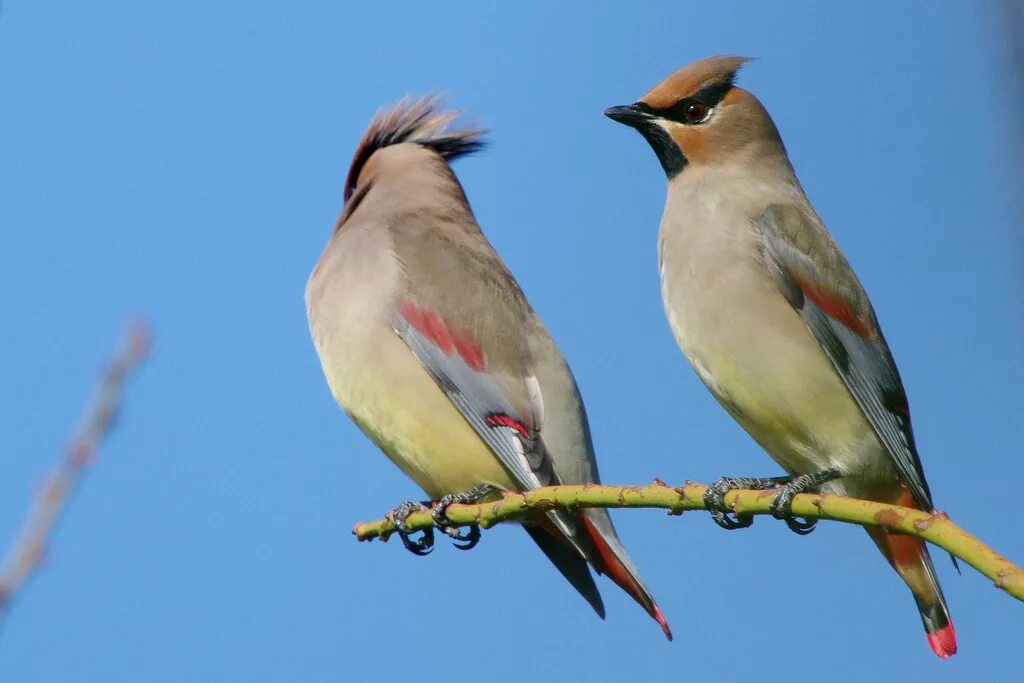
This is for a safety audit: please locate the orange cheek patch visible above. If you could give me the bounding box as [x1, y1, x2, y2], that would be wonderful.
[670, 126, 711, 165]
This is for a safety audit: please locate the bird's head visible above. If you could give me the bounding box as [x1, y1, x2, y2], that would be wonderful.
[604, 55, 783, 178]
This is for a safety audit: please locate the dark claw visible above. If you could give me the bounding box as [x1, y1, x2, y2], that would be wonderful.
[450, 524, 480, 551]
[431, 483, 496, 551]
[703, 476, 791, 531]
[768, 484, 817, 535]
[767, 469, 841, 536]
[393, 501, 435, 555]
[431, 500, 481, 550]
[703, 478, 754, 530]
[786, 516, 818, 535]
[712, 509, 754, 530]
[400, 532, 435, 555]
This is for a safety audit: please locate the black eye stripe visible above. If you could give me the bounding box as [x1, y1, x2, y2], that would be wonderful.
[646, 81, 733, 125]
[665, 98, 707, 124]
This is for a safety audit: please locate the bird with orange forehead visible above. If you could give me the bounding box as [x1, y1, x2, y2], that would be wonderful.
[605, 56, 955, 658]
[306, 96, 670, 639]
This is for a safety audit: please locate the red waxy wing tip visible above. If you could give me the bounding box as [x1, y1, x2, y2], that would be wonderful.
[485, 414, 530, 438]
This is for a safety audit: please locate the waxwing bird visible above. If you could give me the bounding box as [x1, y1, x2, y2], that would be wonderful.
[306, 96, 670, 639]
[604, 56, 955, 658]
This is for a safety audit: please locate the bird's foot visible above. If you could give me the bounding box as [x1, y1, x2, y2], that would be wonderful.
[768, 469, 841, 535]
[431, 483, 496, 551]
[392, 501, 435, 555]
[703, 476, 791, 530]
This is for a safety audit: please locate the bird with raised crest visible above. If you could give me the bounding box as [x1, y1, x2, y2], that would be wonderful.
[306, 96, 671, 639]
[605, 56, 955, 658]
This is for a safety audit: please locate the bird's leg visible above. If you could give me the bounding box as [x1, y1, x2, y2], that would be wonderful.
[432, 483, 497, 550]
[703, 475, 792, 530]
[392, 501, 435, 555]
[768, 468, 842, 535]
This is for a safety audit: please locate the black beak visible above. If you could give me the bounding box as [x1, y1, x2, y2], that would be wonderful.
[603, 103, 654, 128]
[603, 102, 686, 178]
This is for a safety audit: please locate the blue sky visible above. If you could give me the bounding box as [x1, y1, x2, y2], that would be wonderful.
[1, 2, 1021, 680]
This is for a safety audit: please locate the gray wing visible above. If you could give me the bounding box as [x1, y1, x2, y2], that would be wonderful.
[391, 247, 666, 633]
[392, 307, 587, 552]
[394, 311, 556, 489]
[756, 203, 933, 510]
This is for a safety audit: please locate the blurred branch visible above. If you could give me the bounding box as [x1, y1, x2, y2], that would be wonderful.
[353, 481, 1024, 602]
[0, 321, 151, 618]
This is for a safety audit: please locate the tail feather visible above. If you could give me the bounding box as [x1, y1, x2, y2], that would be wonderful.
[866, 491, 956, 658]
[578, 511, 672, 641]
[526, 509, 670, 640]
[524, 524, 605, 618]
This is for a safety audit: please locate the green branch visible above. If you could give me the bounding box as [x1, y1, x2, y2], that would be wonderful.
[352, 481, 1024, 603]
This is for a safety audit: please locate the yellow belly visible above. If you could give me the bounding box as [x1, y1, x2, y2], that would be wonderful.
[664, 278, 880, 483]
[321, 330, 516, 500]
[306, 222, 517, 500]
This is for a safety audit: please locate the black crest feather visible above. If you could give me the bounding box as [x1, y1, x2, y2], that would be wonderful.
[344, 95, 487, 201]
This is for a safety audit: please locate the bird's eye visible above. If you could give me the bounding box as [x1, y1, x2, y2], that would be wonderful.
[683, 101, 709, 124]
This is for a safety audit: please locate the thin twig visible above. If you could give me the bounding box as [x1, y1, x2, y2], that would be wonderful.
[0, 321, 151, 618]
[353, 481, 1024, 603]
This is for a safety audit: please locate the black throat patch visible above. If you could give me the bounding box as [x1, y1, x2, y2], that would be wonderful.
[632, 103, 687, 179]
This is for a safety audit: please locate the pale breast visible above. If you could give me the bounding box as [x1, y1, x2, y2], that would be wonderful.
[657, 181, 889, 485]
[305, 224, 516, 498]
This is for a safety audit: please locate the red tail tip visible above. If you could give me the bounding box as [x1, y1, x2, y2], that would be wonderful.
[926, 622, 957, 659]
[653, 604, 673, 641]
[577, 515, 672, 641]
